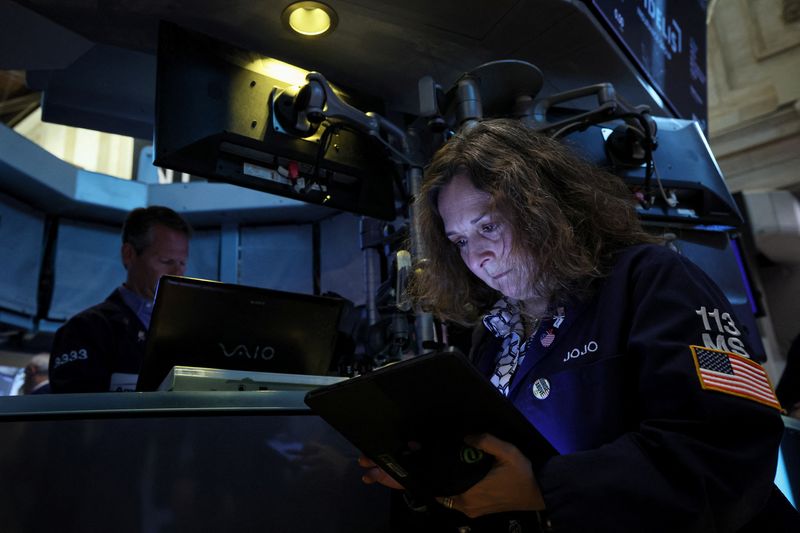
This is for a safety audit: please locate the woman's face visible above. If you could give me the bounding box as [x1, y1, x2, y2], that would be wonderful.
[438, 174, 532, 301]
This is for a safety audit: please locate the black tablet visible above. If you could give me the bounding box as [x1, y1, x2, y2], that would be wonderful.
[304, 348, 557, 501]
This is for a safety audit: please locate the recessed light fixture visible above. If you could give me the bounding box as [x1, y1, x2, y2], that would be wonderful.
[282, 1, 338, 37]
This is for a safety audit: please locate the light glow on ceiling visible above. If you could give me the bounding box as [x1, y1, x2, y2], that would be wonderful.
[258, 58, 310, 86]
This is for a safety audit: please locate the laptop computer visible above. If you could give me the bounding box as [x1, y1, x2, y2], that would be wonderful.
[136, 276, 344, 391]
[304, 348, 558, 502]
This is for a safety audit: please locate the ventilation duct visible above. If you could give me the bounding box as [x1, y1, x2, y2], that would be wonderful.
[743, 190, 800, 264]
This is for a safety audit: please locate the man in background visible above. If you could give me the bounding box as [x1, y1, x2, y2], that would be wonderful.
[22, 353, 50, 394]
[49, 206, 191, 393]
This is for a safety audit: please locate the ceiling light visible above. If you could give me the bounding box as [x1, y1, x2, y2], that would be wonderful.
[282, 2, 338, 37]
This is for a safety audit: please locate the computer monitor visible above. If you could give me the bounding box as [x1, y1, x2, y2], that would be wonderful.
[136, 276, 343, 391]
[153, 21, 396, 220]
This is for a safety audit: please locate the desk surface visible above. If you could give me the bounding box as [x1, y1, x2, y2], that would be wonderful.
[0, 390, 310, 419]
[0, 391, 391, 533]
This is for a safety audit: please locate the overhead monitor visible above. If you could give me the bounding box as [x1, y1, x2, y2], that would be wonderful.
[588, 0, 708, 129]
[560, 116, 741, 227]
[153, 22, 396, 220]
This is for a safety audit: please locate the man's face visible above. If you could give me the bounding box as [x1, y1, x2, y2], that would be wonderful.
[438, 174, 532, 301]
[23, 364, 45, 394]
[123, 224, 189, 299]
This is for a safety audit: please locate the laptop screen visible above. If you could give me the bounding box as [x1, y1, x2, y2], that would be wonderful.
[136, 276, 343, 391]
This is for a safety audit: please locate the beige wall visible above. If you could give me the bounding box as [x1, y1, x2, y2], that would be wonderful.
[708, 0, 800, 192]
[707, 0, 800, 379]
[13, 107, 134, 180]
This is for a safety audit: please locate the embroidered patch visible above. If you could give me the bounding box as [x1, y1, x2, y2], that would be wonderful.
[540, 328, 555, 347]
[690, 345, 781, 410]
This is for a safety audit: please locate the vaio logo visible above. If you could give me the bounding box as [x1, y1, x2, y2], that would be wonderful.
[218, 343, 276, 360]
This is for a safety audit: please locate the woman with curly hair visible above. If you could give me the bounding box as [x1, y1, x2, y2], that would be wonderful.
[360, 119, 795, 532]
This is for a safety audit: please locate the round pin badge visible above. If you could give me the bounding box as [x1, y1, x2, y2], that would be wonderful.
[531, 378, 551, 400]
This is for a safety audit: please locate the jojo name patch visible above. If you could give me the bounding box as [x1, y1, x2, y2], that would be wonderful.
[689, 345, 781, 410]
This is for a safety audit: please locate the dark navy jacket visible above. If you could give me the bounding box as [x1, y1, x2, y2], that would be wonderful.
[49, 289, 147, 393]
[472, 244, 788, 532]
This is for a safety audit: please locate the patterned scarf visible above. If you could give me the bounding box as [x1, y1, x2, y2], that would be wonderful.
[483, 297, 540, 396]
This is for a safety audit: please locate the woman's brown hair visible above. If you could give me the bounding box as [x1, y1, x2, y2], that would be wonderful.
[410, 118, 659, 325]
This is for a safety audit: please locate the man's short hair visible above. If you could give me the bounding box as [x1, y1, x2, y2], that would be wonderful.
[122, 206, 192, 254]
[29, 353, 49, 373]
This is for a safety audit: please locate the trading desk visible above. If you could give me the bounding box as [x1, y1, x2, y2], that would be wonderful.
[0, 393, 797, 533]
[0, 392, 391, 533]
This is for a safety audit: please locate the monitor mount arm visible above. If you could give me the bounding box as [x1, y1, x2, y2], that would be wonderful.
[275, 71, 435, 357]
[525, 82, 656, 143]
[276, 72, 417, 167]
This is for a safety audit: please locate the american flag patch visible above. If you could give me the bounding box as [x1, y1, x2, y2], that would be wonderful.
[690, 345, 781, 410]
[540, 328, 555, 347]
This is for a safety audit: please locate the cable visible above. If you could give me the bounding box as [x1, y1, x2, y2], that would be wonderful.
[307, 121, 365, 194]
[651, 156, 677, 208]
[306, 121, 336, 193]
[549, 120, 588, 139]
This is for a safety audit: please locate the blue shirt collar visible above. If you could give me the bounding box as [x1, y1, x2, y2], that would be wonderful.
[118, 284, 154, 329]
